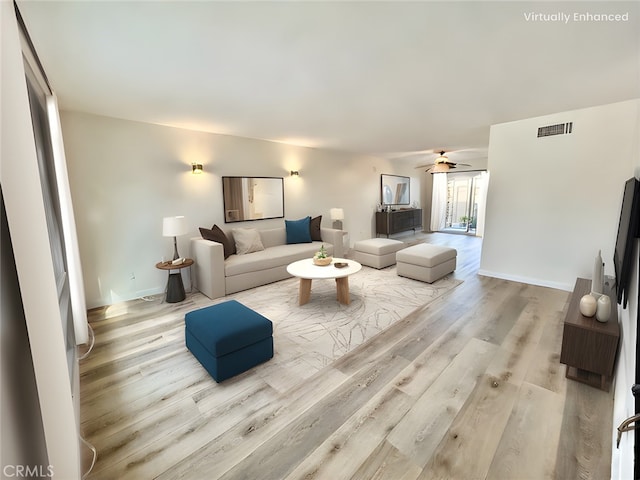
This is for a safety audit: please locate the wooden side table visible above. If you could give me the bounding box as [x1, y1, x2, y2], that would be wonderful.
[559, 277, 619, 391]
[155, 259, 194, 303]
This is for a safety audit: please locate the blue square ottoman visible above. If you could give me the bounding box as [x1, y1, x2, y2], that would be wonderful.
[185, 300, 273, 382]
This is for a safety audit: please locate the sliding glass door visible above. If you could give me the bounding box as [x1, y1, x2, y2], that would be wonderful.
[438, 171, 487, 235]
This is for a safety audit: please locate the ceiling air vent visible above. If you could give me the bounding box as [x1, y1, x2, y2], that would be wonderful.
[537, 122, 573, 138]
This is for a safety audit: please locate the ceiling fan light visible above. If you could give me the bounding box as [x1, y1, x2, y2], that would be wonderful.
[435, 151, 449, 164]
[431, 163, 450, 174]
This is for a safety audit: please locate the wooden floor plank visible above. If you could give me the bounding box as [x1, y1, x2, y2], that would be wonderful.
[350, 440, 422, 480]
[392, 279, 520, 399]
[216, 353, 412, 480]
[154, 367, 351, 479]
[523, 287, 569, 394]
[554, 378, 614, 479]
[89, 381, 279, 479]
[283, 386, 414, 480]
[81, 355, 210, 434]
[388, 337, 498, 467]
[484, 285, 548, 387]
[418, 374, 520, 479]
[486, 382, 565, 480]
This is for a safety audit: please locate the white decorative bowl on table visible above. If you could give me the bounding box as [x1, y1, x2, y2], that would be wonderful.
[313, 256, 333, 266]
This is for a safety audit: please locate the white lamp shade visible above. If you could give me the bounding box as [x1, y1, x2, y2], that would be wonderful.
[431, 163, 450, 174]
[163, 216, 187, 237]
[330, 208, 344, 221]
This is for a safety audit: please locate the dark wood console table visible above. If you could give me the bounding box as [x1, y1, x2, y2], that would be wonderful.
[559, 277, 619, 391]
[376, 208, 422, 237]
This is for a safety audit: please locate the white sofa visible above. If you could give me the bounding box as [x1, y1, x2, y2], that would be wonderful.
[191, 226, 344, 299]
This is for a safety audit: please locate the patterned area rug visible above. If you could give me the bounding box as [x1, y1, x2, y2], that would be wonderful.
[219, 265, 462, 371]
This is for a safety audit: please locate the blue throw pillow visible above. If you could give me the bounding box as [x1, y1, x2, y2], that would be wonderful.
[285, 216, 312, 244]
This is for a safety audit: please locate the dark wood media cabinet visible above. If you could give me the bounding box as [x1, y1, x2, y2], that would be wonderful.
[559, 277, 619, 391]
[376, 209, 422, 237]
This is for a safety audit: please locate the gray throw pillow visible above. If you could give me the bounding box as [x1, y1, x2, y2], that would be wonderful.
[232, 228, 265, 255]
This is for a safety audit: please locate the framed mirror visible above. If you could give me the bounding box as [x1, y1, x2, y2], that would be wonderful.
[222, 176, 284, 222]
[381, 174, 410, 205]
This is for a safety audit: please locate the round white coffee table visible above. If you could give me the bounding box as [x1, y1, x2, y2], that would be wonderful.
[286, 258, 362, 305]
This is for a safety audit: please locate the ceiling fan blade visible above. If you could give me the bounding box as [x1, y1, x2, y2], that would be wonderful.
[417, 164, 438, 173]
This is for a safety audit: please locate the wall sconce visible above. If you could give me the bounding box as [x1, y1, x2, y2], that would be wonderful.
[192, 163, 204, 174]
[290, 170, 300, 177]
[330, 208, 344, 230]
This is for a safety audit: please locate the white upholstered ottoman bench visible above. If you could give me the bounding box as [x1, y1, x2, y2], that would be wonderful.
[396, 243, 457, 283]
[353, 238, 405, 269]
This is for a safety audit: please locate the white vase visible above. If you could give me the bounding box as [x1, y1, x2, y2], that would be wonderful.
[579, 294, 597, 317]
[596, 295, 611, 323]
[591, 250, 604, 295]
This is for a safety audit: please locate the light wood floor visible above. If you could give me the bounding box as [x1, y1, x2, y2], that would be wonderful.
[80, 233, 614, 479]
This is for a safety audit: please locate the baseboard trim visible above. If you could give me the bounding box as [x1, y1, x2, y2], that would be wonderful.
[87, 286, 165, 310]
[477, 269, 573, 292]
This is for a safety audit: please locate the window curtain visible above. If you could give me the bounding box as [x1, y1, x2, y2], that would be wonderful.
[475, 171, 490, 238]
[47, 95, 88, 345]
[430, 173, 448, 231]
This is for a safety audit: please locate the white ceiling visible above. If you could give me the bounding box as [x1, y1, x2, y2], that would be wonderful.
[17, 1, 640, 167]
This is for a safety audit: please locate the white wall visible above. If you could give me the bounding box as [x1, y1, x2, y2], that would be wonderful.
[0, 195, 49, 480]
[612, 239, 639, 479]
[480, 99, 640, 290]
[611, 125, 640, 479]
[60, 111, 418, 308]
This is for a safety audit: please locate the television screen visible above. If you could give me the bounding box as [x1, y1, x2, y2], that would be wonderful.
[614, 177, 640, 307]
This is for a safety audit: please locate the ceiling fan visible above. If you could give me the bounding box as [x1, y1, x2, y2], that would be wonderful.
[416, 151, 472, 173]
